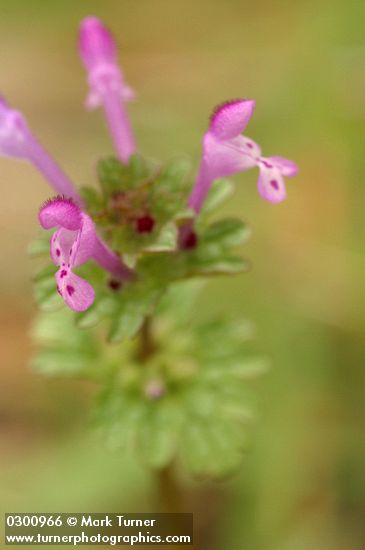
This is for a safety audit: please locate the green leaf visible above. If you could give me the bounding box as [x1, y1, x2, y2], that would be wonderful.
[96, 392, 149, 450]
[142, 223, 178, 253]
[75, 296, 115, 329]
[180, 410, 246, 477]
[200, 358, 269, 382]
[201, 218, 251, 248]
[154, 156, 192, 193]
[97, 154, 155, 196]
[31, 309, 101, 378]
[32, 348, 96, 377]
[79, 186, 105, 214]
[180, 422, 242, 477]
[108, 283, 163, 343]
[150, 157, 192, 221]
[33, 266, 61, 312]
[186, 253, 249, 276]
[156, 280, 205, 323]
[28, 230, 53, 257]
[97, 156, 132, 195]
[129, 154, 155, 185]
[136, 398, 184, 468]
[200, 178, 234, 214]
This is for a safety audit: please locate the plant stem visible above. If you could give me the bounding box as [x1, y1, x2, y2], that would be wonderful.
[137, 319, 185, 512]
[137, 317, 156, 363]
[157, 464, 185, 513]
[137, 316, 222, 549]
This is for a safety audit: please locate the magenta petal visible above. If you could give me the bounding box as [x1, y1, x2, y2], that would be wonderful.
[56, 270, 95, 312]
[209, 99, 256, 140]
[50, 228, 75, 266]
[0, 98, 29, 159]
[79, 16, 117, 70]
[240, 136, 262, 159]
[72, 214, 97, 266]
[267, 156, 299, 177]
[203, 133, 257, 179]
[39, 197, 82, 231]
[257, 166, 286, 203]
[50, 216, 96, 268]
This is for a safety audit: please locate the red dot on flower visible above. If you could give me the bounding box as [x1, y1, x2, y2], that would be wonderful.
[270, 179, 279, 190]
[136, 215, 155, 233]
[183, 230, 198, 250]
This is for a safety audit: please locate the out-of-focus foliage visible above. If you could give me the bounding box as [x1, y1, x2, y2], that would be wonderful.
[32, 281, 267, 477]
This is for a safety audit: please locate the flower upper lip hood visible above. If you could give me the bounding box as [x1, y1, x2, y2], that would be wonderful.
[209, 98, 256, 140]
[79, 16, 117, 70]
[188, 98, 298, 213]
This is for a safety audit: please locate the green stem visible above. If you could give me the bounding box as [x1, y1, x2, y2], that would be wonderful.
[137, 319, 185, 512]
[157, 464, 185, 513]
[137, 316, 156, 363]
[137, 316, 222, 548]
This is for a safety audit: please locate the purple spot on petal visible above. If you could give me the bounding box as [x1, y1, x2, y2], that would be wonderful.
[270, 179, 279, 190]
[56, 248, 61, 257]
[66, 285, 75, 296]
[69, 247, 73, 255]
[60, 269, 68, 278]
[57, 285, 62, 296]
[262, 160, 273, 169]
[246, 142, 254, 149]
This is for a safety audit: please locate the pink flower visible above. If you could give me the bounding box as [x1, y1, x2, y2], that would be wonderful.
[39, 196, 133, 312]
[188, 99, 298, 212]
[0, 98, 81, 204]
[79, 16, 136, 163]
[0, 96, 134, 297]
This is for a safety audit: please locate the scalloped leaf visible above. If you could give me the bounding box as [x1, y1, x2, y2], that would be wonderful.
[200, 178, 234, 215]
[108, 283, 163, 343]
[33, 266, 62, 312]
[142, 223, 178, 253]
[136, 398, 184, 468]
[31, 308, 101, 378]
[97, 154, 155, 196]
[201, 218, 251, 248]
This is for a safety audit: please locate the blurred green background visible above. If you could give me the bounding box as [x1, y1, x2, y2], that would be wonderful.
[1, 1, 365, 548]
